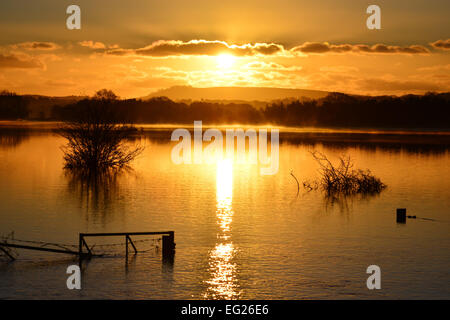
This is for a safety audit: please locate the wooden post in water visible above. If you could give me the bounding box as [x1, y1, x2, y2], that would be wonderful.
[125, 235, 128, 260]
[78, 233, 93, 262]
[127, 235, 137, 253]
[162, 231, 175, 258]
[397, 208, 407, 223]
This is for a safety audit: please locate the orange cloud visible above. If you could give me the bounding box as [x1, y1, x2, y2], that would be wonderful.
[292, 42, 430, 54]
[103, 40, 433, 58]
[79, 41, 107, 49]
[12, 42, 60, 51]
[106, 40, 285, 57]
[0, 53, 43, 69]
[430, 39, 450, 50]
[245, 61, 302, 72]
[0, 38, 447, 97]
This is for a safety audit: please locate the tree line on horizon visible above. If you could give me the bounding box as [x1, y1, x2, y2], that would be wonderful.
[1, 89, 449, 129]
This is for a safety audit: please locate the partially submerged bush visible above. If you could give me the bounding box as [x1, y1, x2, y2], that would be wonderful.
[57, 90, 143, 170]
[303, 151, 386, 195]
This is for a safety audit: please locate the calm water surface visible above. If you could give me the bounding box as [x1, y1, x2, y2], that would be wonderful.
[0, 125, 449, 299]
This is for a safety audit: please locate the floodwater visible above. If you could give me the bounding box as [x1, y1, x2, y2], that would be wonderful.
[0, 123, 449, 299]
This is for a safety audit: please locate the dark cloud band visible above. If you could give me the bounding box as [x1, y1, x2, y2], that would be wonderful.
[430, 39, 450, 50]
[102, 40, 433, 57]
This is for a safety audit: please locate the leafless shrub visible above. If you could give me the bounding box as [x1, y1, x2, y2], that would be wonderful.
[304, 151, 386, 195]
[56, 90, 143, 170]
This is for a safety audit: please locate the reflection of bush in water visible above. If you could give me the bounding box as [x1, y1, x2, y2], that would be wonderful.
[323, 188, 383, 213]
[65, 168, 124, 214]
[303, 151, 386, 196]
[0, 128, 30, 149]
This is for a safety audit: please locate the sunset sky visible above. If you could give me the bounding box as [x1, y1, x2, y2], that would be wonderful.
[0, 0, 449, 97]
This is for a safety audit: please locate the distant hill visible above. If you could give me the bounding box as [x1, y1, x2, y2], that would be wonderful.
[142, 86, 329, 102]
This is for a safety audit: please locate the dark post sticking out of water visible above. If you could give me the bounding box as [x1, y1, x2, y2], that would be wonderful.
[162, 231, 176, 256]
[162, 231, 176, 266]
[397, 208, 407, 223]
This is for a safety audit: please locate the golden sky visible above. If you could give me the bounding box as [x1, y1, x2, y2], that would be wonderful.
[0, 0, 449, 97]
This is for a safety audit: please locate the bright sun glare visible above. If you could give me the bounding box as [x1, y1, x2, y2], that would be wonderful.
[216, 54, 236, 69]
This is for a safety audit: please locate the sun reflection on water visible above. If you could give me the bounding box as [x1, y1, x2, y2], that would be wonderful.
[204, 159, 241, 299]
[216, 159, 233, 235]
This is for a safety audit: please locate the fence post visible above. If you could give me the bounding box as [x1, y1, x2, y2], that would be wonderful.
[162, 232, 175, 257]
[127, 235, 137, 253]
[125, 235, 128, 259]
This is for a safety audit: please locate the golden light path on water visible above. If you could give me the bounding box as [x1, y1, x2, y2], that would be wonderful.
[204, 158, 241, 299]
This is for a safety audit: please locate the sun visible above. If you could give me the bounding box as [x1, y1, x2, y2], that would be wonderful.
[216, 54, 236, 69]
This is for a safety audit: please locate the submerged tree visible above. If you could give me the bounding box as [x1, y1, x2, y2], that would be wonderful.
[57, 90, 143, 171]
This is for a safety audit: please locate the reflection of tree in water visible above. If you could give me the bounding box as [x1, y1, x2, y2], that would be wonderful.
[65, 168, 131, 220]
[58, 91, 144, 222]
[323, 191, 382, 214]
[0, 128, 30, 149]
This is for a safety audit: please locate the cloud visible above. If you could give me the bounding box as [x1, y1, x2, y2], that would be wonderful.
[3, 39, 438, 61]
[293, 42, 353, 54]
[245, 61, 302, 72]
[104, 40, 433, 58]
[106, 40, 285, 57]
[1, 38, 447, 96]
[79, 41, 107, 49]
[430, 39, 450, 50]
[357, 44, 429, 54]
[13, 42, 60, 51]
[292, 42, 429, 54]
[417, 64, 450, 72]
[319, 66, 359, 73]
[0, 53, 43, 69]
